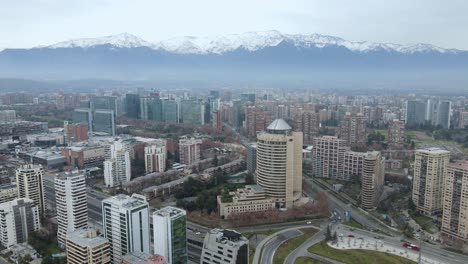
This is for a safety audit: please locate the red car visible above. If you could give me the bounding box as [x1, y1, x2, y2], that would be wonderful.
[348, 234, 355, 238]
[403, 242, 420, 251]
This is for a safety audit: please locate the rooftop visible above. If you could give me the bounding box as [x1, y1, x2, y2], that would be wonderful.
[66, 228, 108, 248]
[417, 147, 451, 154]
[267, 119, 291, 132]
[103, 194, 148, 209]
[153, 206, 186, 218]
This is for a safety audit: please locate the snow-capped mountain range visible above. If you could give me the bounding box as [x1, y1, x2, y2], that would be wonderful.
[40, 31, 460, 54]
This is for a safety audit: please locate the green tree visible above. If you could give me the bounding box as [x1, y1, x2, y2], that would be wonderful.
[325, 225, 332, 241]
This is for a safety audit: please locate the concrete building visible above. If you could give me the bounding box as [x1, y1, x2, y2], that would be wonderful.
[200, 229, 248, 264]
[459, 110, 468, 129]
[246, 143, 257, 175]
[73, 107, 116, 136]
[61, 145, 106, 169]
[256, 119, 303, 208]
[312, 136, 348, 179]
[104, 143, 131, 187]
[341, 151, 366, 181]
[64, 122, 89, 142]
[179, 138, 202, 165]
[412, 148, 451, 216]
[212, 110, 222, 131]
[338, 112, 367, 146]
[125, 93, 141, 119]
[145, 142, 166, 174]
[0, 110, 16, 122]
[153, 206, 187, 264]
[245, 106, 272, 138]
[102, 194, 150, 264]
[180, 99, 205, 125]
[0, 183, 17, 204]
[55, 171, 88, 248]
[387, 119, 405, 146]
[66, 228, 111, 264]
[15, 164, 45, 216]
[294, 110, 320, 144]
[0, 198, 40, 247]
[361, 151, 385, 210]
[441, 161, 468, 242]
[217, 185, 275, 219]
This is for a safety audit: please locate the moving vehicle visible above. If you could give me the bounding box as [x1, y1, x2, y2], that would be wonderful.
[403, 242, 420, 251]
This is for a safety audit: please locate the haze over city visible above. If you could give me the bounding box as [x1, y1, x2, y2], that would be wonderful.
[0, 1, 467, 264]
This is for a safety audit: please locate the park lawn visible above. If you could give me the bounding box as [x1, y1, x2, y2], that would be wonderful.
[411, 214, 437, 234]
[343, 218, 363, 229]
[309, 241, 415, 264]
[295, 256, 326, 264]
[374, 129, 387, 139]
[249, 246, 255, 264]
[273, 228, 318, 264]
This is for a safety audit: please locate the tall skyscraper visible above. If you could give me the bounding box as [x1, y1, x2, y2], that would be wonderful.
[153, 206, 187, 264]
[230, 100, 243, 129]
[125, 93, 141, 118]
[15, 164, 45, 216]
[178, 138, 202, 165]
[338, 112, 367, 146]
[180, 99, 205, 125]
[256, 119, 302, 208]
[361, 151, 385, 210]
[294, 110, 320, 144]
[387, 119, 405, 146]
[246, 143, 257, 175]
[412, 148, 450, 216]
[93, 109, 116, 136]
[240, 93, 256, 103]
[55, 171, 88, 248]
[102, 194, 150, 264]
[442, 161, 468, 243]
[200, 229, 248, 264]
[405, 100, 427, 126]
[0, 198, 40, 247]
[66, 228, 111, 264]
[435, 101, 451, 129]
[162, 99, 179, 123]
[145, 142, 166, 174]
[312, 136, 348, 179]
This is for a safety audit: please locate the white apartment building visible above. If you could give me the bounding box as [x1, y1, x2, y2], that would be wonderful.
[104, 150, 131, 188]
[153, 206, 187, 264]
[55, 171, 88, 248]
[145, 142, 166, 174]
[200, 229, 249, 264]
[179, 138, 202, 165]
[102, 194, 150, 264]
[15, 164, 46, 215]
[0, 198, 40, 247]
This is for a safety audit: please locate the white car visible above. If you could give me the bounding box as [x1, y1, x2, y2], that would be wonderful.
[306, 221, 312, 224]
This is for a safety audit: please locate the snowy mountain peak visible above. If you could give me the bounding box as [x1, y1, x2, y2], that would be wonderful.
[39, 31, 461, 54]
[44, 32, 153, 49]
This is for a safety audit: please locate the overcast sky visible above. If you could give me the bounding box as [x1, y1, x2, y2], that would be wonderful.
[1, 0, 468, 50]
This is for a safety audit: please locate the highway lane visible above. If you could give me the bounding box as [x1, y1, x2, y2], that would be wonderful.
[260, 229, 302, 264]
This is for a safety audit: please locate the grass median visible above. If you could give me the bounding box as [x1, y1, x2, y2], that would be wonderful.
[294, 256, 326, 264]
[308, 241, 415, 264]
[273, 228, 318, 264]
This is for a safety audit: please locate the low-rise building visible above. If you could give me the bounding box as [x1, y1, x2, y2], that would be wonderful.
[201, 229, 249, 264]
[66, 228, 111, 264]
[121, 252, 166, 264]
[0, 183, 17, 203]
[217, 185, 275, 219]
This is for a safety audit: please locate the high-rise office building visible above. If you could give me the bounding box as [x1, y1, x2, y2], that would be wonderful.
[178, 138, 202, 165]
[246, 143, 257, 175]
[200, 229, 248, 264]
[441, 161, 468, 243]
[15, 164, 45, 216]
[435, 101, 451, 129]
[162, 100, 179, 123]
[102, 194, 150, 264]
[91, 96, 119, 115]
[145, 142, 166, 174]
[405, 100, 427, 126]
[125, 93, 141, 119]
[361, 151, 385, 210]
[104, 150, 131, 187]
[66, 228, 111, 264]
[230, 100, 243, 129]
[256, 119, 302, 208]
[387, 119, 405, 146]
[338, 112, 367, 146]
[0, 198, 40, 247]
[93, 109, 116, 136]
[212, 111, 222, 131]
[294, 110, 320, 144]
[412, 148, 450, 216]
[153, 206, 187, 264]
[240, 93, 256, 103]
[312, 136, 348, 179]
[55, 171, 88, 248]
[140, 97, 163, 121]
[180, 99, 205, 125]
[245, 106, 272, 138]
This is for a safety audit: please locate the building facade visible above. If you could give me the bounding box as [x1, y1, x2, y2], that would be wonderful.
[15, 164, 45, 216]
[102, 194, 150, 264]
[441, 161, 468, 242]
[312, 136, 348, 179]
[361, 151, 385, 210]
[245, 106, 272, 139]
[153, 206, 187, 264]
[338, 112, 367, 146]
[55, 171, 88, 247]
[200, 229, 248, 264]
[66, 228, 111, 264]
[64, 122, 89, 142]
[104, 146, 131, 188]
[294, 110, 320, 144]
[0, 198, 40, 247]
[256, 119, 303, 208]
[217, 185, 275, 219]
[387, 119, 405, 146]
[178, 138, 202, 165]
[412, 148, 450, 216]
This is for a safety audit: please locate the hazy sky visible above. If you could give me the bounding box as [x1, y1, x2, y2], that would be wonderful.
[1, 0, 468, 50]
